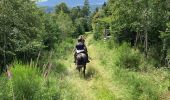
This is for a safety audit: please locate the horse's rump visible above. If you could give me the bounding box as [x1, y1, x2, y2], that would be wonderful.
[76, 53, 87, 65]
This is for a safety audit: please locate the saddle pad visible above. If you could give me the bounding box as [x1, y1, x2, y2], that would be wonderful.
[76, 50, 84, 53]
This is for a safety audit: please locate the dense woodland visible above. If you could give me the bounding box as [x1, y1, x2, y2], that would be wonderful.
[93, 0, 170, 67]
[0, 0, 91, 72]
[0, 0, 170, 100]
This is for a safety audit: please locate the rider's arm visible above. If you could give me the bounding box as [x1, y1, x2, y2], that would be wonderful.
[84, 44, 88, 52]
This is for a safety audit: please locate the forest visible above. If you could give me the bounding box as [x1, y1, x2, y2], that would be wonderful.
[0, 0, 170, 100]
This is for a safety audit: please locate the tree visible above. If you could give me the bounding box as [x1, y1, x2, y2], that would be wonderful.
[55, 12, 75, 38]
[55, 2, 70, 14]
[91, 0, 170, 63]
[160, 22, 170, 65]
[43, 14, 61, 50]
[70, 6, 82, 21]
[102, 2, 107, 9]
[0, 0, 45, 67]
[82, 0, 90, 17]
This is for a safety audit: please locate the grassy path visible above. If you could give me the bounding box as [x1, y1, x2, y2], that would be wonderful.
[55, 34, 170, 100]
[57, 34, 127, 100]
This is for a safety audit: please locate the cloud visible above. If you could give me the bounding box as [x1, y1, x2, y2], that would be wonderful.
[38, 0, 48, 2]
[35, 0, 48, 2]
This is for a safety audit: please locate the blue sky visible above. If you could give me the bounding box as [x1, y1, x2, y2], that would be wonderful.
[37, 0, 107, 7]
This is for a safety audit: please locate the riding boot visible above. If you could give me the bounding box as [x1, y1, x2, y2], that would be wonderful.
[86, 53, 90, 63]
[74, 52, 76, 63]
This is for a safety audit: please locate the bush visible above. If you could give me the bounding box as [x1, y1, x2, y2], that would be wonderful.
[0, 76, 13, 99]
[0, 63, 60, 100]
[52, 62, 67, 74]
[93, 31, 101, 40]
[55, 38, 74, 59]
[115, 43, 141, 71]
[11, 64, 42, 99]
[106, 37, 118, 49]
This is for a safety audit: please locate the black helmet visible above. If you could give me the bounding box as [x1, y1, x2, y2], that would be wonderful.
[78, 35, 85, 42]
[78, 37, 82, 42]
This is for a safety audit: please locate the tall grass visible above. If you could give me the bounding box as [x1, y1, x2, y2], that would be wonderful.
[114, 43, 142, 71]
[55, 38, 75, 59]
[0, 63, 61, 100]
[92, 38, 170, 100]
[11, 64, 41, 99]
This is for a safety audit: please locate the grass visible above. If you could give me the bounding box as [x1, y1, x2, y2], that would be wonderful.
[0, 63, 61, 100]
[53, 34, 130, 100]
[93, 35, 170, 100]
[0, 34, 169, 100]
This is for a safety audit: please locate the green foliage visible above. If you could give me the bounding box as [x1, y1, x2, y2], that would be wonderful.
[0, 63, 61, 100]
[93, 21, 106, 40]
[53, 0, 92, 38]
[82, 0, 90, 17]
[117, 71, 159, 100]
[160, 22, 170, 65]
[53, 62, 67, 74]
[93, 31, 101, 40]
[55, 2, 70, 14]
[56, 12, 75, 38]
[73, 18, 86, 37]
[43, 14, 61, 50]
[108, 0, 169, 32]
[92, 0, 170, 66]
[11, 64, 41, 99]
[0, 76, 13, 99]
[70, 6, 83, 20]
[115, 43, 141, 71]
[95, 39, 167, 100]
[0, 0, 45, 66]
[108, 0, 169, 47]
[0, 0, 90, 73]
[55, 37, 74, 59]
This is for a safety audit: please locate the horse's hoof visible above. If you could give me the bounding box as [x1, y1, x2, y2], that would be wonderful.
[76, 67, 79, 70]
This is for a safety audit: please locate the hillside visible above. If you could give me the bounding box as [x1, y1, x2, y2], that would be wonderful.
[39, 5, 102, 13]
[37, 0, 107, 7]
[37, 0, 106, 13]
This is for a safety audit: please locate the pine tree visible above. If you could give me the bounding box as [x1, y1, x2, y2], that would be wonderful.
[82, 0, 90, 17]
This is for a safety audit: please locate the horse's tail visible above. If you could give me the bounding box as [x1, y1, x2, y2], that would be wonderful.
[76, 53, 87, 65]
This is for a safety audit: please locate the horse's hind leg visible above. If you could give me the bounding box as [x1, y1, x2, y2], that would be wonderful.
[78, 67, 81, 72]
[83, 65, 86, 77]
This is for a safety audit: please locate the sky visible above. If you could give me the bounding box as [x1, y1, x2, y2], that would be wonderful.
[37, 0, 107, 7]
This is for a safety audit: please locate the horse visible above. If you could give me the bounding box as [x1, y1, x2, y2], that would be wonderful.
[76, 53, 87, 77]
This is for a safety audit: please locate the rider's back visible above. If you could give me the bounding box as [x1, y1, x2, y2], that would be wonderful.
[76, 42, 85, 50]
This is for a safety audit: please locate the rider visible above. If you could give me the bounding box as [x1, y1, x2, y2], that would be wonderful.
[74, 35, 90, 63]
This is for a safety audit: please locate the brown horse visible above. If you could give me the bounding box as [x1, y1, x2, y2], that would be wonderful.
[76, 53, 87, 77]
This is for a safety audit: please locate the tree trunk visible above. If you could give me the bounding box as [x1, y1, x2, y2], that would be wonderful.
[134, 32, 139, 48]
[145, 31, 148, 58]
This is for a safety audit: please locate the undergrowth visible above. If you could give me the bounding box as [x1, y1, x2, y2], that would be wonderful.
[92, 38, 170, 100]
[0, 63, 61, 100]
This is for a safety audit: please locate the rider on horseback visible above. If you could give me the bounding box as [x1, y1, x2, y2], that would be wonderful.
[74, 35, 90, 63]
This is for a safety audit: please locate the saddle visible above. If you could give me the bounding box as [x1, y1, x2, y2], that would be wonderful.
[76, 50, 85, 54]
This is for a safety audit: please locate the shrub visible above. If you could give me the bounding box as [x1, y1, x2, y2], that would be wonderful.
[11, 64, 42, 99]
[106, 37, 118, 49]
[115, 43, 141, 71]
[0, 63, 61, 100]
[52, 62, 67, 74]
[55, 38, 74, 59]
[93, 31, 101, 40]
[0, 76, 13, 99]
